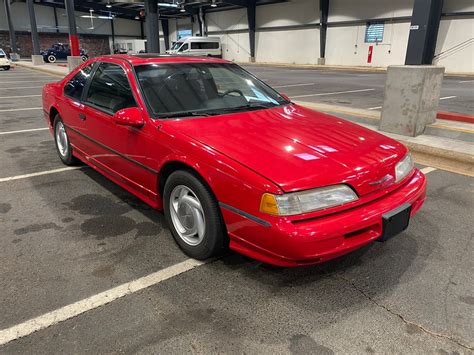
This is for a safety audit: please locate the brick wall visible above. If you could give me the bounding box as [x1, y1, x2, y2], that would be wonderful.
[0, 31, 110, 57]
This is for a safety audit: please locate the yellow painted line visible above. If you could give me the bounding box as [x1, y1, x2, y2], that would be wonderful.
[427, 124, 474, 134]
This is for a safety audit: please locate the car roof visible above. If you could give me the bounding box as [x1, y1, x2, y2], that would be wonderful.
[98, 54, 230, 65]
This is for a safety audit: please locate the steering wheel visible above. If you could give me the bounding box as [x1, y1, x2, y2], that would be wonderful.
[221, 89, 244, 97]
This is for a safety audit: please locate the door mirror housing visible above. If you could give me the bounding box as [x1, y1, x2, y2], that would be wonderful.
[113, 107, 144, 128]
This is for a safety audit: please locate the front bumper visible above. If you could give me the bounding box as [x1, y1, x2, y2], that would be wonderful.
[221, 169, 427, 267]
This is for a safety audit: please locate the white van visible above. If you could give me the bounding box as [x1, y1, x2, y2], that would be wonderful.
[166, 37, 222, 58]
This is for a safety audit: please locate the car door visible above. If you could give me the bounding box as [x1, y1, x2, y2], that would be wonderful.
[57, 62, 95, 156]
[81, 61, 158, 199]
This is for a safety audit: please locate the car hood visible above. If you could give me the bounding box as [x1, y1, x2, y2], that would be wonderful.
[164, 104, 407, 195]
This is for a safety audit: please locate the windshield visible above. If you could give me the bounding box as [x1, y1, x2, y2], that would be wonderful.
[170, 42, 183, 51]
[135, 63, 289, 118]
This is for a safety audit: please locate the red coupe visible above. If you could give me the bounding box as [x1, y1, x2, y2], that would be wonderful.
[42, 55, 426, 266]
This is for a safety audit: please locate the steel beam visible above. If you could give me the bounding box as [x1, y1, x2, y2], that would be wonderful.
[27, 0, 41, 55]
[4, 0, 18, 54]
[319, 0, 329, 60]
[405, 0, 444, 65]
[64, 0, 80, 56]
[144, 0, 160, 53]
[247, 0, 256, 61]
[162, 19, 170, 50]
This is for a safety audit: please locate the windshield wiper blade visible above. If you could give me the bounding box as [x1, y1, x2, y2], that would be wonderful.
[158, 111, 210, 119]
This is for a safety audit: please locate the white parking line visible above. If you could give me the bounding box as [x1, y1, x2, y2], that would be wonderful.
[459, 80, 474, 83]
[368, 106, 382, 110]
[273, 83, 315, 88]
[290, 88, 375, 98]
[0, 167, 82, 183]
[0, 258, 205, 346]
[0, 94, 41, 99]
[420, 167, 437, 174]
[0, 107, 42, 112]
[0, 127, 49, 135]
[439, 96, 456, 100]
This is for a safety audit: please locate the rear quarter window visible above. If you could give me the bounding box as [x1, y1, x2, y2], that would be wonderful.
[64, 64, 94, 100]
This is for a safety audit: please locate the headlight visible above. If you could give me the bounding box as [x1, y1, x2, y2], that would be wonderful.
[395, 153, 414, 182]
[260, 184, 358, 216]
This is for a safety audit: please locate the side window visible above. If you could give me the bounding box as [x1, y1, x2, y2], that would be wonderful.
[191, 42, 200, 50]
[64, 64, 94, 100]
[85, 62, 136, 114]
[179, 43, 189, 52]
[201, 42, 219, 49]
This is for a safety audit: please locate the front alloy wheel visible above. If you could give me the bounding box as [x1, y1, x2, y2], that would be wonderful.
[169, 185, 206, 246]
[164, 170, 227, 259]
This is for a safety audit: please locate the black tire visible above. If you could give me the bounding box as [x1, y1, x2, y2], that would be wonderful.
[47, 54, 56, 63]
[163, 170, 227, 260]
[53, 115, 78, 166]
[4, 66, 10, 71]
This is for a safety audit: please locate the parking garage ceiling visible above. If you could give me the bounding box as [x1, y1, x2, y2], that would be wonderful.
[19, 0, 287, 20]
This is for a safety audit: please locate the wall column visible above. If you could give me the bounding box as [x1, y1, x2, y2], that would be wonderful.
[144, 0, 160, 53]
[318, 0, 329, 65]
[64, 0, 82, 71]
[405, 0, 444, 65]
[4, 0, 19, 60]
[247, 0, 256, 62]
[162, 19, 170, 50]
[27, 0, 43, 65]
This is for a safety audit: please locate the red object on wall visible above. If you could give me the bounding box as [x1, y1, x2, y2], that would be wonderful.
[367, 45, 373, 63]
[69, 34, 80, 56]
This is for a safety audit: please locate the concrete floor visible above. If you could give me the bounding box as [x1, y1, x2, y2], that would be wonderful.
[241, 64, 474, 116]
[0, 67, 473, 353]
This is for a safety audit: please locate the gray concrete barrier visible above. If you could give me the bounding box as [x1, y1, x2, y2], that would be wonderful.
[379, 65, 445, 137]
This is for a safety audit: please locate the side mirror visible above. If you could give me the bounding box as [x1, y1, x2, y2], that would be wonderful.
[113, 107, 144, 128]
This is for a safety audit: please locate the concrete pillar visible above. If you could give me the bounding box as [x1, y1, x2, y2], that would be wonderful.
[144, 0, 160, 53]
[64, 0, 81, 71]
[379, 65, 445, 137]
[27, 0, 42, 65]
[4, 0, 19, 61]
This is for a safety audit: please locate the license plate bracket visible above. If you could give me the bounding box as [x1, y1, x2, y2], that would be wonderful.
[379, 203, 411, 242]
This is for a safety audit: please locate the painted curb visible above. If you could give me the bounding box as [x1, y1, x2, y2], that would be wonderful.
[437, 111, 474, 125]
[15, 62, 67, 77]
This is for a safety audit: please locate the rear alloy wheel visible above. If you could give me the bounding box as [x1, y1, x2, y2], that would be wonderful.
[164, 170, 227, 260]
[47, 54, 56, 63]
[53, 115, 78, 165]
[81, 55, 88, 62]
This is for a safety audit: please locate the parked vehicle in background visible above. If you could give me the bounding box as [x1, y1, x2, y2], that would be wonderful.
[41, 43, 88, 63]
[166, 37, 221, 57]
[0, 49, 11, 70]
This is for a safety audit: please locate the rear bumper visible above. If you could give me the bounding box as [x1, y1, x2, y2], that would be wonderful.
[222, 169, 427, 267]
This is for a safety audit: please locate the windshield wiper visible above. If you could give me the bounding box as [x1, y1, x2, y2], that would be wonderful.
[205, 102, 277, 115]
[158, 111, 211, 119]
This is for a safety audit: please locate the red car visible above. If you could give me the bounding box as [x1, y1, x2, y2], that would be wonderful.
[42, 55, 426, 267]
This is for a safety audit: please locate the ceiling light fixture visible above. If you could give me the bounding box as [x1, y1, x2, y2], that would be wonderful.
[106, 2, 112, 8]
[210, 0, 217, 7]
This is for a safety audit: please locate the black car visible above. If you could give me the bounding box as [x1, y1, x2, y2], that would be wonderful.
[41, 43, 88, 63]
